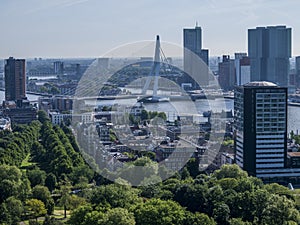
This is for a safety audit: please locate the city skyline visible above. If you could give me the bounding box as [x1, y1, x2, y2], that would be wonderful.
[1, 0, 300, 58]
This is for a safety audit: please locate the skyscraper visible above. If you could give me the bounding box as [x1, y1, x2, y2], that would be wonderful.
[53, 61, 64, 75]
[235, 53, 250, 86]
[218, 55, 235, 90]
[234, 81, 287, 177]
[183, 25, 209, 86]
[248, 26, 291, 87]
[295, 56, 300, 88]
[4, 57, 26, 101]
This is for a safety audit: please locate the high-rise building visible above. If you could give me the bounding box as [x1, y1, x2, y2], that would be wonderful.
[235, 53, 250, 86]
[53, 61, 64, 74]
[4, 57, 26, 101]
[183, 25, 209, 86]
[218, 55, 235, 90]
[234, 81, 287, 177]
[248, 26, 291, 87]
[295, 56, 300, 88]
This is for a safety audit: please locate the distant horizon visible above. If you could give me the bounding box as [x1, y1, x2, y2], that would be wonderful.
[1, 55, 300, 61]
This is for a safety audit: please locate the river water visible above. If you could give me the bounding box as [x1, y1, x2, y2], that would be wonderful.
[1, 91, 299, 133]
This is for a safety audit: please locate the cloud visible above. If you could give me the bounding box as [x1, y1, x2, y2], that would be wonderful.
[23, 0, 90, 15]
[58, 0, 90, 9]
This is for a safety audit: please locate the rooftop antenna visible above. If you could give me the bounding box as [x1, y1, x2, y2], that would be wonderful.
[196, 21, 198, 27]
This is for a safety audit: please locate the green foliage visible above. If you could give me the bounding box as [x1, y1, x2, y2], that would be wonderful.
[139, 184, 162, 199]
[69, 206, 135, 225]
[90, 184, 142, 209]
[264, 183, 294, 199]
[133, 198, 186, 225]
[26, 198, 47, 220]
[27, 167, 47, 187]
[293, 134, 300, 145]
[186, 158, 199, 178]
[57, 183, 72, 218]
[212, 164, 248, 180]
[260, 194, 300, 225]
[1, 122, 300, 225]
[0, 122, 40, 166]
[222, 139, 234, 147]
[0, 197, 23, 225]
[173, 183, 208, 213]
[33, 121, 85, 179]
[38, 110, 50, 123]
[68, 195, 87, 210]
[31, 185, 54, 214]
[105, 208, 136, 225]
[68, 204, 93, 225]
[117, 157, 159, 186]
[0, 165, 23, 203]
[229, 218, 252, 225]
[213, 203, 230, 225]
[140, 109, 149, 121]
[180, 167, 191, 180]
[185, 212, 216, 225]
[70, 165, 94, 185]
[45, 173, 57, 192]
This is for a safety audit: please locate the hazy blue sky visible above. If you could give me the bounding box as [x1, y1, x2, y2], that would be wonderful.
[1, 0, 299, 58]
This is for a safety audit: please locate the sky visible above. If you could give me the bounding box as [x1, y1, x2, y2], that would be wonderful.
[1, 0, 300, 58]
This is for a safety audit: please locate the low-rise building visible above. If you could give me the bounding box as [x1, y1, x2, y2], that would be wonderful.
[221, 153, 235, 166]
[49, 111, 94, 125]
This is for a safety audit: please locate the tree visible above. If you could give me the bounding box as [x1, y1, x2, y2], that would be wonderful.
[90, 184, 142, 209]
[174, 183, 207, 213]
[261, 195, 300, 225]
[140, 110, 149, 122]
[133, 199, 186, 225]
[70, 165, 94, 185]
[139, 184, 162, 199]
[118, 157, 159, 186]
[264, 183, 294, 199]
[27, 168, 46, 187]
[105, 208, 135, 225]
[290, 130, 295, 139]
[252, 189, 270, 224]
[58, 184, 72, 218]
[68, 204, 93, 225]
[229, 218, 252, 225]
[38, 110, 50, 123]
[1, 197, 23, 225]
[45, 173, 57, 192]
[68, 195, 87, 210]
[82, 211, 107, 225]
[213, 203, 230, 225]
[212, 164, 248, 180]
[157, 112, 167, 121]
[180, 167, 191, 180]
[32, 185, 55, 214]
[185, 212, 216, 225]
[26, 199, 47, 221]
[0, 165, 23, 203]
[186, 158, 199, 178]
[0, 202, 11, 224]
[19, 173, 32, 202]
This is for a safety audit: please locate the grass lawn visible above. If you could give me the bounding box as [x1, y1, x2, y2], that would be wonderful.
[53, 208, 71, 219]
[20, 210, 71, 225]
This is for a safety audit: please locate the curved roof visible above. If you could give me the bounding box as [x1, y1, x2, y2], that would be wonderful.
[244, 81, 277, 87]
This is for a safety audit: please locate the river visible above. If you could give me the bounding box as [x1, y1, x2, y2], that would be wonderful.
[1, 91, 300, 133]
